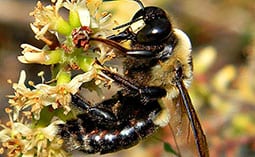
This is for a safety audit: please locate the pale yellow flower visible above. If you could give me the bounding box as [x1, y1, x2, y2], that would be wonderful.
[63, 0, 110, 28]
[8, 68, 98, 119]
[63, 0, 91, 27]
[0, 110, 68, 157]
[18, 44, 49, 64]
[30, 1, 62, 32]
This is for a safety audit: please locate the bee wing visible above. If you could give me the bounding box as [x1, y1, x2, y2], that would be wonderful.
[164, 80, 209, 157]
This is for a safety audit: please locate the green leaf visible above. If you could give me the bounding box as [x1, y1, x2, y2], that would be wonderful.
[163, 142, 178, 155]
[34, 106, 55, 127]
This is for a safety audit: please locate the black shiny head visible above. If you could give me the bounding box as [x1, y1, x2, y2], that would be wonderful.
[132, 6, 172, 44]
[112, 1, 172, 45]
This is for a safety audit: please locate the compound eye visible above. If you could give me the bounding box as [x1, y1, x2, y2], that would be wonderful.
[136, 18, 172, 44]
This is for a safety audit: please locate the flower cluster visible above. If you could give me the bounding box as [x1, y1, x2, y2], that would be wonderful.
[0, 0, 115, 156]
[18, 0, 113, 69]
[0, 108, 67, 157]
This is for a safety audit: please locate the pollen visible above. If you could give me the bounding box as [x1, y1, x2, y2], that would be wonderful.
[5, 108, 12, 114]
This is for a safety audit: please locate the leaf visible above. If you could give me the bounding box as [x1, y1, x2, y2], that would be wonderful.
[163, 142, 178, 156]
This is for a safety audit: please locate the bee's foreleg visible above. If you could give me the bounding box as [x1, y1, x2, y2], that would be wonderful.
[71, 94, 117, 126]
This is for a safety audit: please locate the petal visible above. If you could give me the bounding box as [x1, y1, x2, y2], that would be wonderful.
[20, 52, 47, 64]
[13, 123, 32, 135]
[0, 129, 11, 142]
[41, 120, 64, 141]
[78, 7, 91, 26]
[18, 70, 27, 85]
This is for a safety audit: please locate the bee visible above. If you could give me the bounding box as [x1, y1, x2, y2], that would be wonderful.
[58, 0, 209, 156]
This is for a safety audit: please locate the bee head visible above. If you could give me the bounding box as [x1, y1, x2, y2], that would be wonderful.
[132, 6, 172, 44]
[113, 1, 173, 45]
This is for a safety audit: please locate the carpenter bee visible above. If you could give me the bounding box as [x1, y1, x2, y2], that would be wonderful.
[59, 0, 209, 156]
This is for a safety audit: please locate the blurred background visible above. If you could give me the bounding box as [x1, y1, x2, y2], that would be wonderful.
[0, 0, 255, 156]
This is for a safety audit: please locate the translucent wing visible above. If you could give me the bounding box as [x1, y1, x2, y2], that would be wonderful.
[164, 80, 209, 157]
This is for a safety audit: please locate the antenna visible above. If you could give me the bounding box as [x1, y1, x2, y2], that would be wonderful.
[113, 17, 143, 30]
[133, 0, 144, 9]
[112, 0, 145, 30]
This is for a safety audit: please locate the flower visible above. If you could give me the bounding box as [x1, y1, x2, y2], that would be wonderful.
[1, 0, 117, 156]
[19, 0, 113, 69]
[7, 68, 99, 120]
[18, 44, 49, 64]
[30, 1, 72, 36]
[63, 0, 91, 27]
[0, 109, 68, 157]
[18, 44, 64, 65]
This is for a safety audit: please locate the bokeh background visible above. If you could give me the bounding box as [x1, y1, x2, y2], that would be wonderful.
[0, 0, 255, 156]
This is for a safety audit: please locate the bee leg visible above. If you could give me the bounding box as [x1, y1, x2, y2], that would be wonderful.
[101, 69, 166, 99]
[71, 94, 117, 126]
[107, 28, 135, 42]
[140, 86, 166, 99]
[125, 50, 154, 57]
[107, 30, 155, 57]
[91, 37, 154, 57]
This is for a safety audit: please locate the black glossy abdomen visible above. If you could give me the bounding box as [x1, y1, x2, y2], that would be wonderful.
[59, 117, 158, 154]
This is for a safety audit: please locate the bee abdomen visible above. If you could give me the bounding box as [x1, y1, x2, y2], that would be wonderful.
[100, 119, 158, 154]
[58, 117, 159, 154]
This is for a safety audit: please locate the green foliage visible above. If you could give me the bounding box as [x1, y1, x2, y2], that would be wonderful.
[163, 142, 178, 156]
